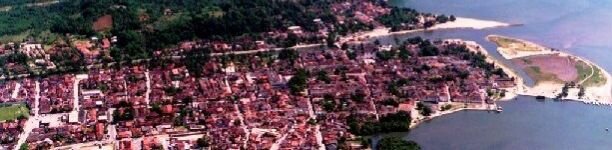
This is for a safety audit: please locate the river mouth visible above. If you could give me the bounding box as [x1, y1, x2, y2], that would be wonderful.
[372, 96, 612, 150]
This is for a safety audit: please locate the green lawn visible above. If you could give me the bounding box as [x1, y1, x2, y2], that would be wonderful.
[573, 60, 607, 87]
[0, 103, 29, 121]
[0, 30, 30, 43]
[583, 66, 607, 87]
[574, 60, 592, 83]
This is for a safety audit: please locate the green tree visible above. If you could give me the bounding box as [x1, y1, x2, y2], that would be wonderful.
[19, 143, 29, 150]
[316, 70, 331, 83]
[326, 32, 337, 48]
[196, 136, 210, 148]
[287, 69, 309, 95]
[377, 137, 421, 150]
[416, 102, 432, 116]
[184, 47, 211, 77]
[578, 86, 586, 98]
[435, 15, 450, 23]
[278, 48, 299, 62]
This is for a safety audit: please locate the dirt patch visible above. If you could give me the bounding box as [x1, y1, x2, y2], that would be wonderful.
[512, 54, 579, 83]
[93, 15, 113, 32]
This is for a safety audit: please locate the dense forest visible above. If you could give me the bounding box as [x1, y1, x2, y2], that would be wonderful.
[0, 0, 344, 60]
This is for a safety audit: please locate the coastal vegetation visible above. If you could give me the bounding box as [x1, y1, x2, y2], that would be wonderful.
[572, 59, 606, 87]
[0, 103, 29, 121]
[416, 102, 432, 116]
[582, 63, 607, 87]
[377, 7, 421, 31]
[488, 35, 542, 51]
[347, 111, 412, 136]
[377, 137, 421, 150]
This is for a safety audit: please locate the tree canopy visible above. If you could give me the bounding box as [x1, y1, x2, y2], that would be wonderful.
[377, 137, 421, 150]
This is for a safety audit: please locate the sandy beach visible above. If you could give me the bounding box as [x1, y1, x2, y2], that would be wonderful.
[341, 17, 512, 43]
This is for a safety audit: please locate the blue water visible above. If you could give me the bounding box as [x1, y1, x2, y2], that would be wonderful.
[390, 0, 612, 73]
[377, 97, 612, 150]
[375, 0, 612, 149]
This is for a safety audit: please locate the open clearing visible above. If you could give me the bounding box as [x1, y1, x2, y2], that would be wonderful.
[93, 15, 113, 32]
[512, 54, 578, 83]
[0, 103, 29, 121]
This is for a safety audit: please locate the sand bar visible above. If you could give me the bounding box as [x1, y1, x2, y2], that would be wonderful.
[341, 17, 512, 43]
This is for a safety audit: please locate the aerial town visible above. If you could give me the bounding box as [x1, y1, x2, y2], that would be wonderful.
[0, 36, 516, 149]
[0, 0, 517, 150]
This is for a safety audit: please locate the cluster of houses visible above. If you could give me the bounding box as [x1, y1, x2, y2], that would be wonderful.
[0, 0, 510, 148]
[330, 0, 391, 24]
[0, 78, 36, 149]
[39, 75, 74, 114]
[0, 36, 516, 150]
[74, 36, 116, 63]
[0, 117, 27, 149]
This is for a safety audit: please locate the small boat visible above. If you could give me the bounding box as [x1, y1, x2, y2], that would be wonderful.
[535, 96, 546, 100]
[496, 106, 503, 112]
[606, 128, 609, 132]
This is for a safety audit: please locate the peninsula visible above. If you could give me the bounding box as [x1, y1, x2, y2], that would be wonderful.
[487, 35, 612, 103]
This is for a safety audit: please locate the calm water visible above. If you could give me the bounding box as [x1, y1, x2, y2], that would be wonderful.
[373, 0, 612, 149]
[375, 97, 612, 150]
[389, 0, 612, 73]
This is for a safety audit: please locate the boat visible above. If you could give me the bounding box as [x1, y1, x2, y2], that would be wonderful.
[535, 96, 546, 100]
[496, 106, 503, 112]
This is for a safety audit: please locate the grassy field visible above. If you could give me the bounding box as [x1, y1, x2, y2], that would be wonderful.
[0, 30, 30, 43]
[0, 103, 29, 121]
[574, 60, 592, 83]
[525, 66, 563, 84]
[583, 66, 607, 87]
[573, 60, 607, 87]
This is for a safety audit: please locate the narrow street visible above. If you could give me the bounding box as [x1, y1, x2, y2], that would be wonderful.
[144, 70, 151, 107]
[13, 81, 41, 150]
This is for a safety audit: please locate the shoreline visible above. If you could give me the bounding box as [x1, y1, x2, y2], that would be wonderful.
[340, 17, 513, 43]
[408, 37, 612, 129]
[410, 104, 497, 129]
